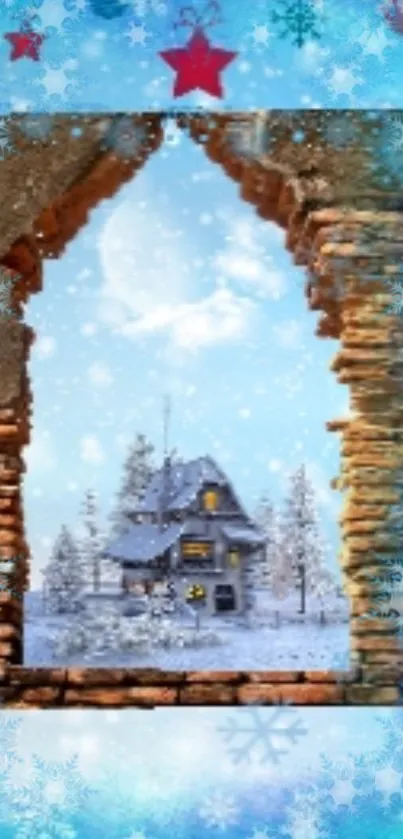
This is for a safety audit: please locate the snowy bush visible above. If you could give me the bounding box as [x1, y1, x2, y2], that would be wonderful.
[50, 610, 223, 661]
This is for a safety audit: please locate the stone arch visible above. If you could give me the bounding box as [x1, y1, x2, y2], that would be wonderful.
[0, 111, 402, 706]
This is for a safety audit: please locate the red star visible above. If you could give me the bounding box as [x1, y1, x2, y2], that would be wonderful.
[159, 28, 237, 98]
[4, 28, 44, 62]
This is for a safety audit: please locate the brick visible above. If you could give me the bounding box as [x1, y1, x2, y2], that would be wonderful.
[351, 636, 402, 652]
[345, 685, 400, 704]
[67, 668, 126, 686]
[19, 687, 61, 704]
[64, 687, 178, 706]
[246, 672, 301, 683]
[237, 683, 344, 705]
[186, 671, 242, 683]
[8, 667, 67, 685]
[179, 684, 236, 704]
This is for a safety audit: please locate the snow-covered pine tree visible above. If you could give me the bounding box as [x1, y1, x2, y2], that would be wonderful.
[278, 464, 335, 610]
[242, 494, 278, 615]
[80, 489, 105, 593]
[42, 526, 85, 614]
[109, 433, 155, 538]
[253, 494, 275, 586]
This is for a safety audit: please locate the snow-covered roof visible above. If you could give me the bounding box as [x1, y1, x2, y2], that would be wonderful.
[105, 522, 183, 564]
[220, 523, 266, 546]
[137, 455, 244, 515]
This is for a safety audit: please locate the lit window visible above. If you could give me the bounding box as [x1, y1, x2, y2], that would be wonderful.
[228, 550, 239, 568]
[203, 490, 218, 511]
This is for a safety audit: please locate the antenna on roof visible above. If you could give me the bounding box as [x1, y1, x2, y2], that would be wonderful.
[163, 393, 171, 461]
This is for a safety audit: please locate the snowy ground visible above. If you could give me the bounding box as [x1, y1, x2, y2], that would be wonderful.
[24, 592, 350, 671]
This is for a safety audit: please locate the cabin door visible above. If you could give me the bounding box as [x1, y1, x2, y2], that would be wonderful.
[214, 584, 236, 613]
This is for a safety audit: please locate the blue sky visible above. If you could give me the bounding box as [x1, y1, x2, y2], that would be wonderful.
[24, 128, 347, 588]
[0, 0, 402, 111]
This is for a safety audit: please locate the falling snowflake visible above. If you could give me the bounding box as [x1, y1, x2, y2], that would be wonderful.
[270, 0, 321, 49]
[103, 116, 146, 159]
[199, 791, 239, 831]
[0, 118, 14, 159]
[0, 269, 19, 319]
[125, 21, 150, 45]
[249, 22, 272, 50]
[217, 707, 308, 765]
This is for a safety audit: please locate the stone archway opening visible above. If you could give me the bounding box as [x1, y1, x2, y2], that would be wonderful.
[0, 110, 402, 706]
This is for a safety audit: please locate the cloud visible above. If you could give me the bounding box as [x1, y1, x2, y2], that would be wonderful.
[80, 436, 104, 464]
[97, 185, 258, 352]
[213, 215, 288, 299]
[116, 287, 255, 351]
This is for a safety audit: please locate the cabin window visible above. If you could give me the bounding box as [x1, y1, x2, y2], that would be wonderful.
[203, 489, 219, 511]
[182, 541, 213, 559]
[215, 584, 236, 612]
[227, 549, 240, 568]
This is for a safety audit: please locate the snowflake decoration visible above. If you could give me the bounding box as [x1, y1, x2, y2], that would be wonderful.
[373, 113, 403, 184]
[383, 273, 403, 316]
[89, 0, 128, 19]
[6, 753, 92, 839]
[383, 113, 403, 151]
[226, 115, 272, 160]
[23, 0, 83, 33]
[18, 113, 54, 141]
[0, 268, 19, 319]
[126, 0, 167, 16]
[199, 791, 240, 831]
[103, 116, 147, 159]
[217, 707, 308, 765]
[0, 716, 23, 768]
[0, 118, 14, 160]
[323, 113, 359, 149]
[270, 0, 321, 49]
[281, 808, 324, 839]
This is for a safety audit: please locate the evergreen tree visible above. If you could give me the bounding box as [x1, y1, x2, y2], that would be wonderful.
[42, 526, 85, 614]
[278, 464, 335, 607]
[109, 433, 155, 538]
[253, 494, 276, 589]
[80, 489, 104, 593]
[242, 494, 278, 612]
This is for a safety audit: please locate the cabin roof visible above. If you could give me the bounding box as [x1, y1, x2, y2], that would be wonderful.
[105, 522, 183, 564]
[220, 523, 266, 546]
[137, 455, 245, 515]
